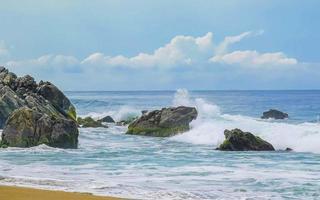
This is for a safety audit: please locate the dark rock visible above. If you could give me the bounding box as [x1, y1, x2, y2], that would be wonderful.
[0, 86, 25, 128]
[126, 106, 197, 137]
[37, 81, 77, 121]
[261, 109, 288, 119]
[141, 110, 148, 115]
[0, 66, 6, 73]
[77, 117, 107, 128]
[0, 67, 79, 148]
[285, 147, 293, 152]
[217, 129, 275, 151]
[1, 107, 78, 148]
[98, 116, 115, 123]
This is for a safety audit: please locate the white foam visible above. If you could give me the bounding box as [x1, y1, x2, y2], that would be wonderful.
[171, 89, 320, 153]
[82, 105, 141, 121]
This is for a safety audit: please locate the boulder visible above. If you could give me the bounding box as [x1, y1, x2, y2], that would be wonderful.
[1, 107, 78, 148]
[0, 67, 79, 148]
[98, 115, 115, 123]
[126, 106, 197, 137]
[261, 109, 288, 119]
[217, 129, 275, 151]
[77, 117, 107, 128]
[37, 81, 77, 121]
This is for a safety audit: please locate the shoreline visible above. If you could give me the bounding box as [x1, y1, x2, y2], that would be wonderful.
[0, 185, 124, 200]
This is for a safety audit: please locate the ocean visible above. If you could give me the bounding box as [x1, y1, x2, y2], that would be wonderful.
[0, 89, 320, 200]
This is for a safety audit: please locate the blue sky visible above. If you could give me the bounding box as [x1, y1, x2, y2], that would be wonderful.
[0, 0, 319, 90]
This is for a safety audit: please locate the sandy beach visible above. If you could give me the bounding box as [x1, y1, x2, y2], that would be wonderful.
[0, 186, 123, 200]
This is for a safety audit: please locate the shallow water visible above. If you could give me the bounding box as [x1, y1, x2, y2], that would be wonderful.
[1, 90, 320, 199]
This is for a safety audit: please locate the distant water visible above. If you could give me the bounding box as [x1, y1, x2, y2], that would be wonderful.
[1, 90, 320, 200]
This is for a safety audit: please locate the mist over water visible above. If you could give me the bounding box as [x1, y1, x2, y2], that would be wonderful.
[1, 90, 320, 199]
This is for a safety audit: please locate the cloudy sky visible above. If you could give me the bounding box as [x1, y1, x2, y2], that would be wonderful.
[0, 0, 319, 90]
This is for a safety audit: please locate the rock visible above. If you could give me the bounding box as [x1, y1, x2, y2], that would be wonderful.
[0, 67, 79, 148]
[126, 106, 197, 137]
[116, 116, 138, 126]
[141, 110, 148, 115]
[0, 86, 25, 127]
[0, 66, 5, 73]
[261, 109, 288, 119]
[217, 129, 275, 151]
[98, 116, 115, 123]
[77, 117, 107, 128]
[37, 81, 77, 121]
[285, 147, 293, 152]
[1, 107, 78, 148]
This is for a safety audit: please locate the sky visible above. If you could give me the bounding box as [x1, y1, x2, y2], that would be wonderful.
[0, 0, 319, 90]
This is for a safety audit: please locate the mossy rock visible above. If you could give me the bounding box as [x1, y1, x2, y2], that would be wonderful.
[217, 128, 275, 151]
[126, 106, 197, 137]
[77, 117, 107, 128]
[127, 125, 189, 137]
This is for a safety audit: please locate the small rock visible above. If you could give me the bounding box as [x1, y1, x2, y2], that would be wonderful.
[261, 109, 288, 119]
[77, 117, 107, 128]
[217, 128, 275, 151]
[285, 147, 293, 152]
[98, 116, 115, 123]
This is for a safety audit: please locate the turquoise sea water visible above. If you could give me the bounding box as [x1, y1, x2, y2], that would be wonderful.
[0, 90, 320, 199]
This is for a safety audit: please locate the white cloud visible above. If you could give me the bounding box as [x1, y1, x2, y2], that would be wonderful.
[210, 50, 298, 67]
[4, 30, 299, 72]
[82, 32, 214, 68]
[215, 30, 264, 55]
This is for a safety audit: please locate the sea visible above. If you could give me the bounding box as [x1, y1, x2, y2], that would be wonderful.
[0, 89, 320, 200]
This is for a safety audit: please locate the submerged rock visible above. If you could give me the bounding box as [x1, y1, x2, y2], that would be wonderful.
[217, 129, 275, 151]
[1, 107, 78, 148]
[0, 67, 78, 148]
[98, 115, 115, 123]
[261, 109, 288, 119]
[126, 106, 197, 137]
[77, 117, 107, 128]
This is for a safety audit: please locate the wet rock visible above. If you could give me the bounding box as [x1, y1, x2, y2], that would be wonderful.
[261, 109, 288, 119]
[126, 106, 197, 137]
[0, 67, 79, 148]
[77, 117, 107, 128]
[37, 81, 77, 121]
[98, 116, 115, 123]
[1, 107, 78, 148]
[217, 129, 275, 151]
[285, 147, 293, 152]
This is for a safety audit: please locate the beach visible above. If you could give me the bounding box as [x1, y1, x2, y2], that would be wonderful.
[0, 186, 122, 200]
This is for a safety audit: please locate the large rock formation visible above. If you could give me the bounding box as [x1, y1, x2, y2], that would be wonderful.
[217, 129, 275, 151]
[261, 109, 288, 119]
[1, 107, 78, 148]
[126, 106, 197, 137]
[0, 67, 78, 148]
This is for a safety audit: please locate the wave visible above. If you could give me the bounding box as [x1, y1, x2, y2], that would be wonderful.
[81, 105, 141, 122]
[171, 89, 320, 153]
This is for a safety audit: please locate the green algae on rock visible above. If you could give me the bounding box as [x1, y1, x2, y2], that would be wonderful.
[126, 106, 197, 137]
[217, 128, 275, 151]
[0, 67, 79, 148]
[77, 116, 107, 128]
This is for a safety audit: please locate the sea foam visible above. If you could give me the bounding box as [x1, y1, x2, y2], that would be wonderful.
[171, 89, 320, 153]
